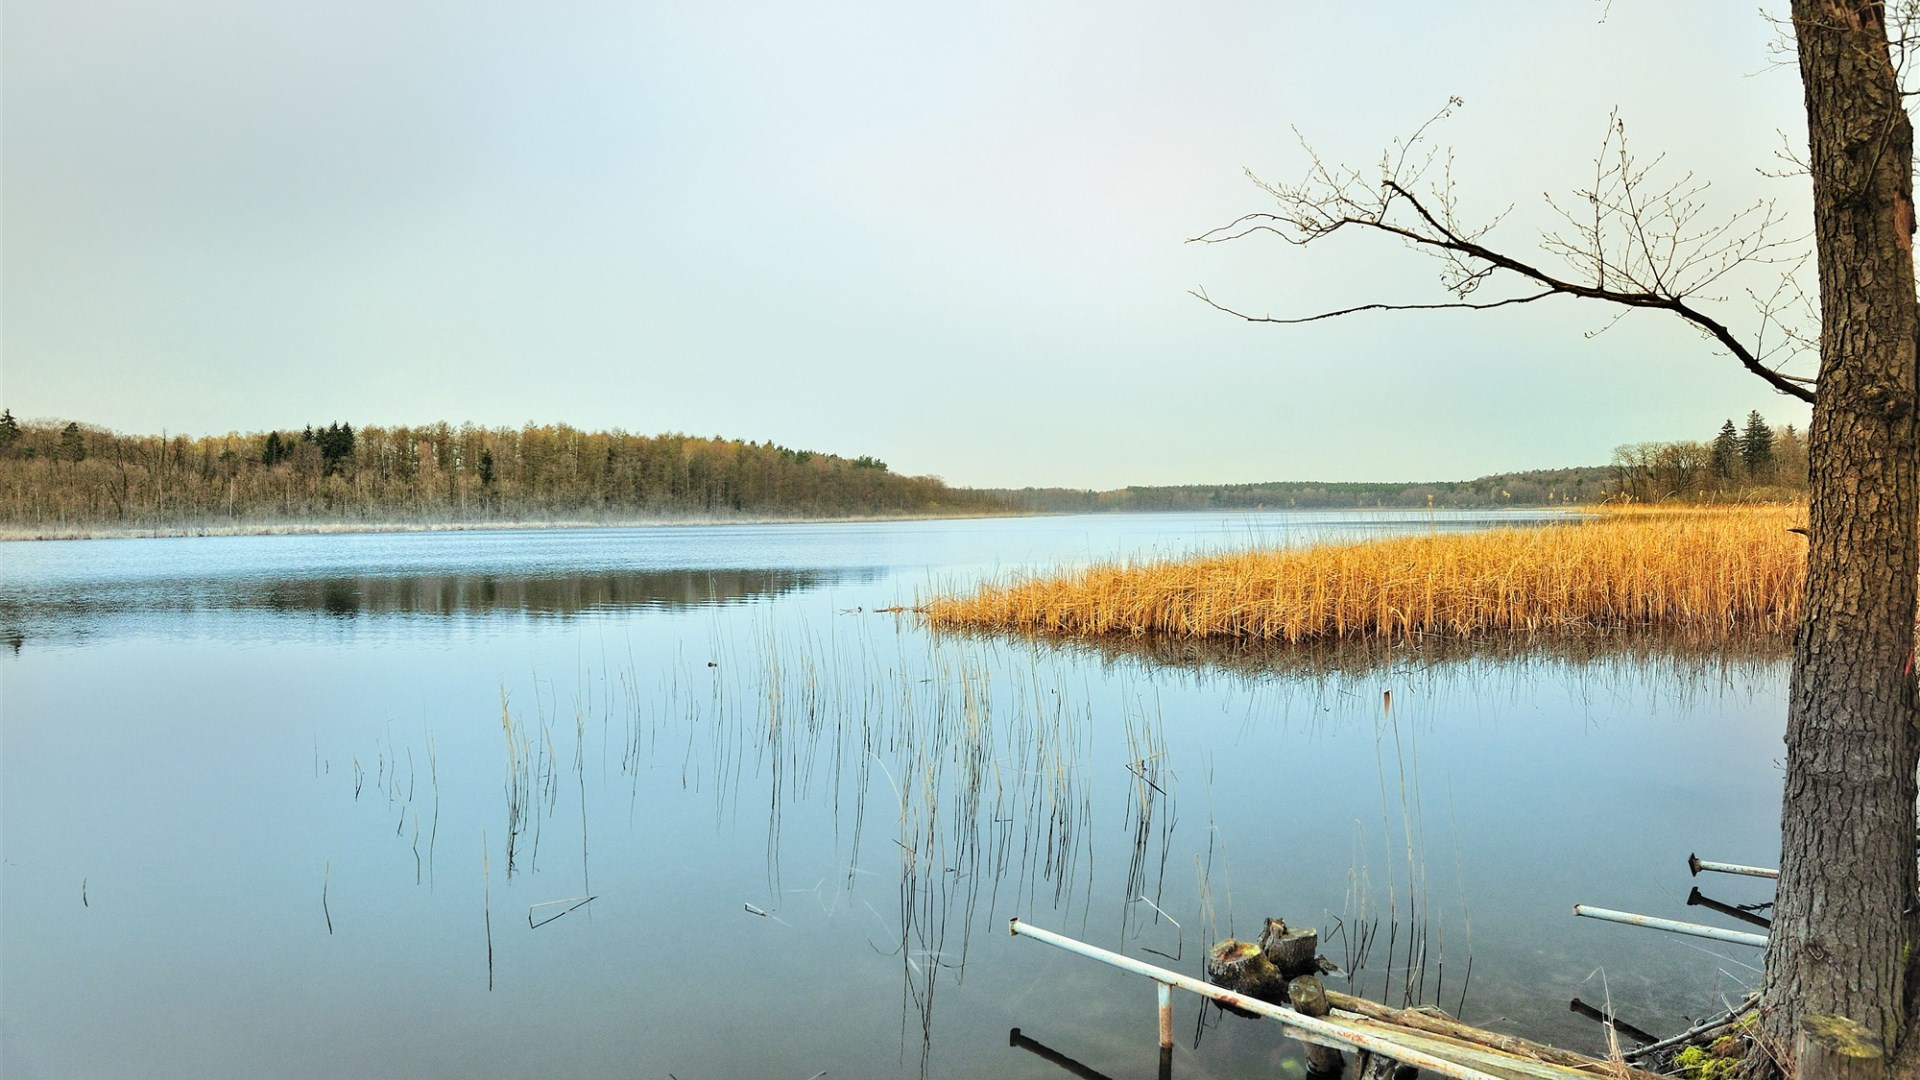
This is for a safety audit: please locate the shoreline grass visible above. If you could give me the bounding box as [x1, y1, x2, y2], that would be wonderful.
[924, 506, 1808, 643]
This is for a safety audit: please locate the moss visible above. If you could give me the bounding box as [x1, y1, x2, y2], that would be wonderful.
[1675, 1045, 1742, 1080]
[1799, 1013, 1884, 1059]
[1672, 1012, 1760, 1079]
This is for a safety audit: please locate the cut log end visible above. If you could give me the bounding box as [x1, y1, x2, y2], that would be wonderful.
[1258, 918, 1323, 978]
[1206, 938, 1286, 1007]
[1795, 1014, 1883, 1080]
[1289, 975, 1331, 1018]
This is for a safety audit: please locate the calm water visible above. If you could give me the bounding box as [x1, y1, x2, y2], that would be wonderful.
[0, 512, 1786, 1079]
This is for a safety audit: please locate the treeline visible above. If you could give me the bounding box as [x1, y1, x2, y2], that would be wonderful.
[988, 466, 1617, 513]
[1610, 411, 1808, 503]
[0, 412, 998, 532]
[987, 412, 1809, 513]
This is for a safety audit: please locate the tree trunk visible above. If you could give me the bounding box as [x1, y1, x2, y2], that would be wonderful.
[1766, 0, 1920, 1066]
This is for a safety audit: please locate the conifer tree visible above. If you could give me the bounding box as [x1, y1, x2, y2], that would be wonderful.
[1711, 419, 1742, 481]
[1740, 410, 1775, 480]
[58, 422, 85, 463]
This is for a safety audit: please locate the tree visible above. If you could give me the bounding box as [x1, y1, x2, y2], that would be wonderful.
[1742, 409, 1777, 481]
[1766, 4, 1916, 1064]
[1777, 423, 1809, 488]
[261, 430, 287, 466]
[58, 422, 86, 463]
[314, 421, 356, 477]
[1193, 3, 1917, 1065]
[0, 409, 19, 453]
[1713, 419, 1744, 482]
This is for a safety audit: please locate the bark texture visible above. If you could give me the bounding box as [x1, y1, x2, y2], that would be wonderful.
[1766, 0, 1920, 1065]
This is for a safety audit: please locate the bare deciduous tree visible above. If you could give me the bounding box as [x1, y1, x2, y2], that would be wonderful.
[1194, 4, 1918, 1071]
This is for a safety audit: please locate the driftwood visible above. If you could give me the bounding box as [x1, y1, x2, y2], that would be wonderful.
[1209, 915, 1669, 1080]
[1326, 990, 1666, 1080]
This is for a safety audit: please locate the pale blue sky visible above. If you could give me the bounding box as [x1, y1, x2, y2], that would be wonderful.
[2, 1, 1814, 488]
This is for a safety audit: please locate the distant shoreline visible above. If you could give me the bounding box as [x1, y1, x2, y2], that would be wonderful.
[0, 510, 1023, 543]
[0, 505, 1581, 543]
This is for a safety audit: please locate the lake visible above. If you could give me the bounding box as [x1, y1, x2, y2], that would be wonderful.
[0, 511, 1787, 1079]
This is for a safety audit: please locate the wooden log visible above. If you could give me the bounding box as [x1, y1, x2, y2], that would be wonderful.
[1794, 1014, 1884, 1080]
[1206, 938, 1286, 1005]
[1259, 917, 1323, 977]
[1357, 1050, 1418, 1080]
[1307, 1043, 1349, 1079]
[1293, 976, 1347, 1078]
[1292, 976, 1332, 1017]
[1325, 990, 1666, 1080]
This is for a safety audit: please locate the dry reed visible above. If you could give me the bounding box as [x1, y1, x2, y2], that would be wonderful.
[924, 506, 1807, 643]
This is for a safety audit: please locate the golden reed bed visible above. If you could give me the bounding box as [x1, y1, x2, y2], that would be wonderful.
[923, 506, 1807, 643]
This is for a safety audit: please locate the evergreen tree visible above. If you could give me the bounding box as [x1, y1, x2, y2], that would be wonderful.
[1776, 424, 1809, 489]
[0, 409, 18, 453]
[477, 448, 495, 488]
[261, 431, 286, 465]
[315, 422, 356, 476]
[58, 422, 86, 463]
[1710, 419, 1742, 481]
[1740, 410, 1775, 480]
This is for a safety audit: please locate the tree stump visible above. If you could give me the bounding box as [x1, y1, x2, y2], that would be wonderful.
[1289, 975, 1330, 1017]
[1794, 1014, 1882, 1080]
[1290, 975, 1345, 1078]
[1259, 917, 1322, 978]
[1206, 938, 1286, 1006]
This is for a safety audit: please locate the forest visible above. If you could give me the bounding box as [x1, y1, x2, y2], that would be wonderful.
[0, 413, 999, 533]
[0, 411, 1810, 535]
[990, 465, 1616, 513]
[993, 413, 1807, 512]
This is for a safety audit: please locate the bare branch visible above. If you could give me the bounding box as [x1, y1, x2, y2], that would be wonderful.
[1189, 287, 1556, 325]
[1190, 104, 1819, 403]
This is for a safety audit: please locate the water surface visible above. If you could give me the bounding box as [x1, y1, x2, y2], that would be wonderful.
[1, 511, 1786, 1079]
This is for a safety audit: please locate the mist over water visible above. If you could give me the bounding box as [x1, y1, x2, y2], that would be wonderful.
[0, 512, 1784, 1079]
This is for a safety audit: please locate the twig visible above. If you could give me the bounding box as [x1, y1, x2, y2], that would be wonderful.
[529, 895, 598, 930]
[482, 834, 494, 991]
[1623, 993, 1759, 1062]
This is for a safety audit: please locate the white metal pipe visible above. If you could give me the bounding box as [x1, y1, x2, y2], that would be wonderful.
[1009, 918, 1509, 1080]
[1687, 853, 1779, 879]
[1572, 904, 1769, 948]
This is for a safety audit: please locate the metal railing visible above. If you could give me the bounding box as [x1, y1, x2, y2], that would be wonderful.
[1571, 904, 1769, 948]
